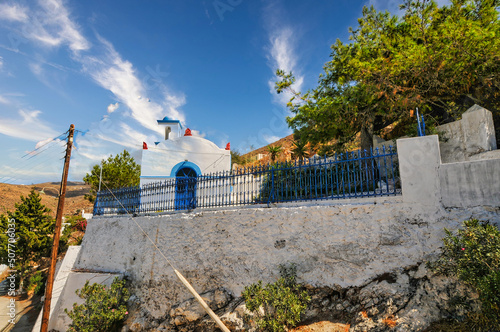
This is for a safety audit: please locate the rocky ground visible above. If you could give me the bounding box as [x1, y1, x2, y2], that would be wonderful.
[124, 262, 478, 332]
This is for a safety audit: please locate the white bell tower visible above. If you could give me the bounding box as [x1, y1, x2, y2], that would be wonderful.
[157, 117, 182, 140]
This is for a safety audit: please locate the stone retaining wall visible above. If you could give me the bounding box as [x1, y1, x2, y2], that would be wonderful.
[74, 200, 499, 330]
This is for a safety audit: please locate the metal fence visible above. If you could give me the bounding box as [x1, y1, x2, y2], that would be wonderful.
[93, 146, 400, 216]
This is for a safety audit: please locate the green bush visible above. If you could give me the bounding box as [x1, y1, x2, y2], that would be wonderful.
[27, 270, 47, 296]
[65, 277, 130, 332]
[428, 219, 500, 330]
[242, 264, 310, 332]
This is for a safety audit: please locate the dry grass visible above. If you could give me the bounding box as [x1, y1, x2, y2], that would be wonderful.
[0, 182, 93, 217]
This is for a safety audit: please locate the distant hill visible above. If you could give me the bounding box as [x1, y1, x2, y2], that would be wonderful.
[0, 182, 93, 217]
[240, 134, 317, 166]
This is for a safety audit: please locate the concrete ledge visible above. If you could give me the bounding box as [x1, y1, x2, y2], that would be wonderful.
[440, 158, 500, 208]
[32, 246, 81, 332]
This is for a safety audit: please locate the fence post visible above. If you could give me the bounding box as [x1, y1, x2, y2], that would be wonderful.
[270, 166, 275, 204]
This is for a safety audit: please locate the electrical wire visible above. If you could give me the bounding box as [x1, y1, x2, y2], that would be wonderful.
[0, 132, 68, 183]
[1, 152, 64, 185]
[20, 132, 68, 159]
[1, 140, 63, 178]
[0, 143, 65, 181]
[0, 142, 66, 184]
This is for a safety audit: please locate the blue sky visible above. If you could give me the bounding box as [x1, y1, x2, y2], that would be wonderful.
[0, 0, 427, 184]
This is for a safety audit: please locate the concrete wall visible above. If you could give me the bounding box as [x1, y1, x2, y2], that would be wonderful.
[438, 104, 497, 163]
[397, 134, 500, 208]
[75, 199, 499, 324]
[397, 135, 442, 207]
[440, 159, 500, 208]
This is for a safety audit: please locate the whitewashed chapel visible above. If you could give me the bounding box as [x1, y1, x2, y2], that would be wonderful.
[140, 116, 231, 187]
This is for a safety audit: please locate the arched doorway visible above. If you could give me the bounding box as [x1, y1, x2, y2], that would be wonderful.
[175, 166, 197, 210]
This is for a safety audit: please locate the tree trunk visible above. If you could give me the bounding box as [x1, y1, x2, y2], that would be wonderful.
[360, 123, 374, 154]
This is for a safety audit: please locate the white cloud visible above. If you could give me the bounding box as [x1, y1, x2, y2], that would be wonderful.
[0, 95, 9, 104]
[0, 0, 90, 52]
[107, 102, 119, 113]
[0, 56, 3, 70]
[35, 137, 54, 149]
[79, 35, 186, 134]
[33, 0, 90, 52]
[0, 3, 29, 22]
[20, 109, 42, 123]
[190, 129, 207, 138]
[0, 109, 58, 141]
[267, 26, 304, 107]
[29, 62, 43, 76]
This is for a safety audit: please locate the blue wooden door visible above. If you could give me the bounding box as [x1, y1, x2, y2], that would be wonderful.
[175, 167, 197, 210]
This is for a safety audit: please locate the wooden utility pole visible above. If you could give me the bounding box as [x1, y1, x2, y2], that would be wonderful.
[40, 124, 75, 332]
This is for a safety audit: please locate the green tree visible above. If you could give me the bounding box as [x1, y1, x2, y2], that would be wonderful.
[276, 0, 500, 151]
[0, 189, 54, 285]
[83, 150, 140, 202]
[65, 277, 130, 332]
[230, 150, 247, 167]
[291, 140, 310, 163]
[267, 145, 282, 163]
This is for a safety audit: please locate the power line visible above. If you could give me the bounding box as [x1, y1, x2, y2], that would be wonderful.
[0, 132, 68, 182]
[1, 140, 62, 177]
[0, 143, 65, 182]
[20, 132, 68, 159]
[0, 143, 66, 184]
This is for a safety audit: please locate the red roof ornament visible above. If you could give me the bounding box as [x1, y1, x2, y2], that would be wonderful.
[143, 142, 148, 150]
[225, 142, 230, 150]
[184, 128, 192, 136]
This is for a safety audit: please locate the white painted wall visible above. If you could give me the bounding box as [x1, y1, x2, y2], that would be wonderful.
[140, 135, 230, 187]
[75, 199, 500, 321]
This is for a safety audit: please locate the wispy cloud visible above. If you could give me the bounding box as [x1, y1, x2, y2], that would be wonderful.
[78, 35, 185, 134]
[0, 3, 29, 22]
[31, 0, 90, 52]
[0, 109, 58, 141]
[263, 1, 304, 107]
[267, 26, 304, 104]
[263, 134, 280, 144]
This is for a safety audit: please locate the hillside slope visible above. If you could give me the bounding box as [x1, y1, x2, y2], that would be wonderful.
[0, 182, 93, 217]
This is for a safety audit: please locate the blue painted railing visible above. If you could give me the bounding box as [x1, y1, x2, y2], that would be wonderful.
[93, 146, 400, 216]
